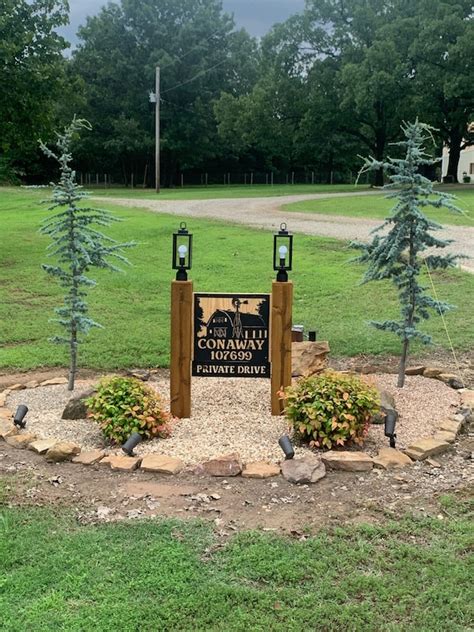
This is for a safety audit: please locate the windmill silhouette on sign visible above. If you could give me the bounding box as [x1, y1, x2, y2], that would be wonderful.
[231, 297, 248, 339]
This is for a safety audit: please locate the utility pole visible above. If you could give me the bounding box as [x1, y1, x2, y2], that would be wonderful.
[155, 66, 160, 193]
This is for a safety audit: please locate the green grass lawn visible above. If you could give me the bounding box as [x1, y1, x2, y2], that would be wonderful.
[1, 188, 473, 370]
[0, 498, 472, 631]
[285, 188, 474, 226]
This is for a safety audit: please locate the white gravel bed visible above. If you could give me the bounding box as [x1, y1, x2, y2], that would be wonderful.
[6, 374, 459, 464]
[363, 374, 459, 452]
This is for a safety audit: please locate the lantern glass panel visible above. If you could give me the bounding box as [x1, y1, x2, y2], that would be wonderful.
[172, 224, 192, 270]
[273, 233, 293, 271]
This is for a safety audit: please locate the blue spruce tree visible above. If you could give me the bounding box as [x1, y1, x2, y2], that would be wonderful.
[40, 118, 135, 390]
[353, 120, 461, 387]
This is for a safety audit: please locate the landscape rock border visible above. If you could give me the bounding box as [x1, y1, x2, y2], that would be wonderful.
[1, 372, 472, 484]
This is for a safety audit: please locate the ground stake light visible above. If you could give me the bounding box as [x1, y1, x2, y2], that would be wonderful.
[273, 223, 293, 282]
[384, 409, 398, 448]
[13, 405, 28, 429]
[172, 222, 193, 281]
[278, 434, 294, 459]
[122, 432, 142, 456]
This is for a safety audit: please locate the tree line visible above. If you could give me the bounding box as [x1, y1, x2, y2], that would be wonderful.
[1, 0, 473, 186]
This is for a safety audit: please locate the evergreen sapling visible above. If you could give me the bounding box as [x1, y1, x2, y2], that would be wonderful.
[40, 118, 135, 390]
[352, 121, 462, 387]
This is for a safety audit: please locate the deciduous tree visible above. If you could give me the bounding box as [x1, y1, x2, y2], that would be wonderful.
[0, 0, 69, 175]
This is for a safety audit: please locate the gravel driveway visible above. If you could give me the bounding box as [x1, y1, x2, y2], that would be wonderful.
[97, 191, 474, 273]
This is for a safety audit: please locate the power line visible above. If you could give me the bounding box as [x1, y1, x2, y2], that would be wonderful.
[160, 28, 225, 71]
[161, 58, 227, 94]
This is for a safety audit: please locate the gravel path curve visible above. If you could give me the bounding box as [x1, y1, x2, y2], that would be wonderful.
[96, 191, 474, 273]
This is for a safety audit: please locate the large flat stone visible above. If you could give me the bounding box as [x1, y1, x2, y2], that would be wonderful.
[281, 456, 326, 484]
[436, 418, 462, 435]
[29, 438, 57, 454]
[423, 367, 444, 379]
[62, 388, 95, 420]
[437, 373, 464, 389]
[101, 455, 141, 471]
[201, 453, 242, 477]
[321, 451, 373, 471]
[0, 420, 18, 439]
[404, 438, 450, 461]
[460, 390, 474, 409]
[40, 377, 68, 386]
[432, 431, 456, 444]
[0, 407, 13, 419]
[140, 454, 184, 475]
[5, 433, 37, 449]
[291, 341, 330, 377]
[8, 384, 26, 391]
[373, 448, 413, 470]
[405, 366, 425, 376]
[24, 380, 40, 389]
[45, 441, 81, 462]
[72, 450, 105, 465]
[242, 462, 281, 479]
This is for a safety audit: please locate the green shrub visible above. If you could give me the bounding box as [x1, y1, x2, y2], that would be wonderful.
[283, 371, 380, 449]
[86, 376, 171, 444]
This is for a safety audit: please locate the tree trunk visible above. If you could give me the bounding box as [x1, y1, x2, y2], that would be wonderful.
[68, 325, 77, 391]
[446, 130, 462, 183]
[398, 223, 417, 387]
[397, 338, 409, 387]
[374, 130, 386, 186]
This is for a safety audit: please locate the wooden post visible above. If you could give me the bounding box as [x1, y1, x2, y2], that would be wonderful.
[271, 280, 293, 415]
[170, 280, 193, 418]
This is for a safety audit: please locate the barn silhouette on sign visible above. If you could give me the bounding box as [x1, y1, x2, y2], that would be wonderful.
[207, 309, 267, 340]
[193, 293, 270, 378]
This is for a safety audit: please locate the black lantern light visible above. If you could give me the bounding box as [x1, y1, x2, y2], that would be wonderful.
[384, 409, 398, 448]
[122, 432, 142, 456]
[273, 222, 293, 282]
[13, 405, 28, 429]
[172, 222, 193, 281]
[278, 434, 295, 459]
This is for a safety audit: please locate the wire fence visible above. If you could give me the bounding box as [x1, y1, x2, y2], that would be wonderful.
[76, 168, 371, 189]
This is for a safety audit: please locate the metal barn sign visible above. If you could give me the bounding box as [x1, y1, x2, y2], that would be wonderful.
[192, 293, 270, 377]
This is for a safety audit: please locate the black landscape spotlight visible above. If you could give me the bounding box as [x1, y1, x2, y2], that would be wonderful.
[172, 222, 192, 281]
[273, 223, 293, 282]
[122, 432, 142, 457]
[278, 434, 295, 460]
[13, 405, 28, 429]
[384, 409, 398, 448]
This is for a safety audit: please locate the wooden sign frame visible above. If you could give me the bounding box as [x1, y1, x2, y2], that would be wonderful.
[170, 279, 292, 418]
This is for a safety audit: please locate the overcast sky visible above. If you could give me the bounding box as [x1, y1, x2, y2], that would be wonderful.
[60, 0, 306, 47]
